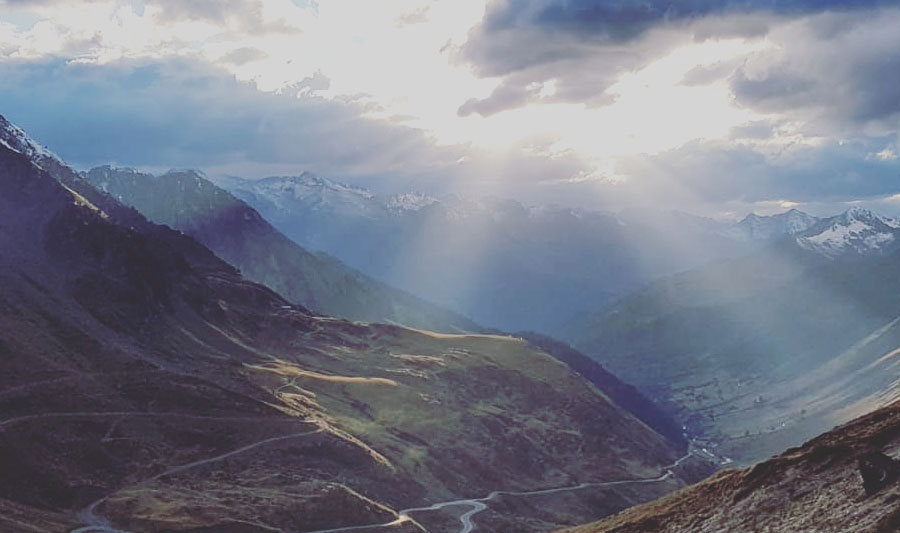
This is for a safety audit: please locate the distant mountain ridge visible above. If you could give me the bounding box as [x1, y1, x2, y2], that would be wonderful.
[82, 166, 481, 333]
[220, 174, 827, 335]
[797, 206, 900, 258]
[726, 208, 820, 242]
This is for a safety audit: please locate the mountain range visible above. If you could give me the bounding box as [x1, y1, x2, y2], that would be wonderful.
[0, 116, 715, 532]
[79, 163, 689, 448]
[219, 174, 866, 335]
[797, 206, 900, 258]
[3, 112, 900, 532]
[215, 172, 900, 466]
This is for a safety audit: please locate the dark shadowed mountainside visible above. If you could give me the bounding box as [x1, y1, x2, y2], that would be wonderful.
[81, 166, 480, 333]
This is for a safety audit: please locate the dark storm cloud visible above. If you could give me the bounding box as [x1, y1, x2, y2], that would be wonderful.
[465, 0, 893, 75]
[458, 77, 534, 117]
[456, 0, 899, 117]
[731, 8, 900, 129]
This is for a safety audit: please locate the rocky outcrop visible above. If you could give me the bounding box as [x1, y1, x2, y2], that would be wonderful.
[859, 451, 900, 496]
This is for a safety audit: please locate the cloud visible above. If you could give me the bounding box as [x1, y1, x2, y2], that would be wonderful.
[220, 46, 267, 65]
[731, 8, 900, 133]
[146, 0, 255, 23]
[462, 0, 889, 74]
[0, 56, 600, 201]
[0, 58, 460, 178]
[877, 148, 899, 161]
[1, 0, 268, 27]
[615, 136, 900, 206]
[144, 0, 302, 34]
[870, 148, 898, 161]
[455, 1, 899, 117]
[1, 0, 898, 218]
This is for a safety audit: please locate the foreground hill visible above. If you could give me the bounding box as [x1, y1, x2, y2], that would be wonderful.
[78, 167, 695, 453]
[562, 398, 900, 533]
[81, 166, 479, 333]
[568, 231, 900, 463]
[0, 116, 711, 531]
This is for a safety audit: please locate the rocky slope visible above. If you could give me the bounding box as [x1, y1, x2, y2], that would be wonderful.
[0, 116, 709, 532]
[562, 398, 900, 533]
[81, 166, 479, 333]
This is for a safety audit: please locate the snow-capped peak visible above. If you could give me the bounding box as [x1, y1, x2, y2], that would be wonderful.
[0, 116, 110, 219]
[839, 206, 900, 228]
[164, 168, 208, 179]
[386, 192, 438, 212]
[0, 114, 60, 164]
[221, 173, 388, 220]
[796, 207, 900, 258]
[725, 208, 820, 242]
[258, 174, 375, 201]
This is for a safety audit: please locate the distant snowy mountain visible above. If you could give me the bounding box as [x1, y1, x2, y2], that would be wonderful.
[218, 173, 802, 334]
[223, 172, 900, 333]
[0, 115, 59, 163]
[223, 173, 893, 334]
[725, 209, 820, 242]
[220, 174, 388, 220]
[797, 207, 900, 258]
[386, 192, 438, 212]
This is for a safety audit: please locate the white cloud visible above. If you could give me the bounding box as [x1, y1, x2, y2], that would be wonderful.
[1, 1, 899, 216]
[872, 148, 898, 161]
[0, 1, 761, 164]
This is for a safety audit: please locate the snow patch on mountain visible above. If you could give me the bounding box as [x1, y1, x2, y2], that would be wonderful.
[797, 207, 900, 258]
[387, 192, 438, 212]
[0, 115, 60, 163]
[223, 173, 388, 220]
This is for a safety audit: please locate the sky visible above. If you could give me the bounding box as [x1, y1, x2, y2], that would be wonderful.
[0, 0, 899, 218]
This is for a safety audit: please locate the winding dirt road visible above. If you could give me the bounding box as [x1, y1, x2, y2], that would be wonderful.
[56, 413, 700, 533]
[69, 428, 322, 533]
[306, 450, 696, 533]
